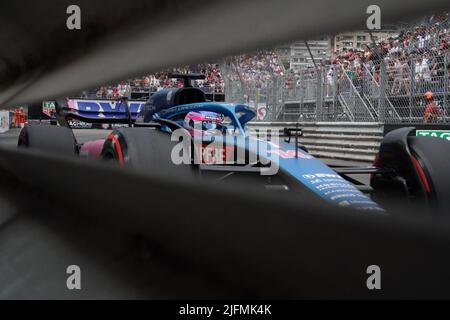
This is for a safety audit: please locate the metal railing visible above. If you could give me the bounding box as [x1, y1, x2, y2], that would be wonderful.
[336, 64, 376, 121]
[223, 13, 450, 124]
[224, 53, 450, 123]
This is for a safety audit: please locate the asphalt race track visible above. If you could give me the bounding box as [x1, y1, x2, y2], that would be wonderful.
[0, 129, 24, 148]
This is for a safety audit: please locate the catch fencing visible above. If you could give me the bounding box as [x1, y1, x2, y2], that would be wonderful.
[224, 55, 450, 124]
[224, 13, 450, 124]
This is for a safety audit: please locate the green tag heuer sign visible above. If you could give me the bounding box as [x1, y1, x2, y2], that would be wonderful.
[345, 70, 357, 79]
[42, 101, 56, 117]
[416, 130, 450, 141]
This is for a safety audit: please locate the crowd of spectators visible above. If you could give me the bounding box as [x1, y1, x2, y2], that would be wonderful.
[81, 12, 450, 120]
[217, 13, 450, 121]
[321, 12, 450, 97]
[285, 13, 450, 101]
[88, 63, 225, 99]
[231, 50, 284, 89]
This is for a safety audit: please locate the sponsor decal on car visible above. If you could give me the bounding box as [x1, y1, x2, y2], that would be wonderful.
[194, 144, 234, 165]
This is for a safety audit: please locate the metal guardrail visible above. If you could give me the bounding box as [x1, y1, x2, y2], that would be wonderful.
[247, 121, 384, 162]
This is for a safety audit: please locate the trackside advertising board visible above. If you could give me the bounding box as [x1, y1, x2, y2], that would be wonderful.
[42, 101, 56, 118]
[0, 110, 10, 133]
[416, 130, 450, 141]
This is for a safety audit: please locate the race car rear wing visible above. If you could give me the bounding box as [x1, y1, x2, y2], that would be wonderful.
[169, 73, 205, 87]
[55, 98, 146, 127]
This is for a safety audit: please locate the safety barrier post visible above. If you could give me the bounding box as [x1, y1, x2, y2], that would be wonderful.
[409, 58, 415, 122]
[332, 67, 337, 119]
[284, 75, 286, 121]
[299, 71, 304, 119]
[350, 78, 355, 120]
[317, 69, 324, 121]
[445, 53, 449, 122]
[379, 61, 386, 123]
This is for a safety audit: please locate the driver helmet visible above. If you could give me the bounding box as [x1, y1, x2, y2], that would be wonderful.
[184, 111, 224, 131]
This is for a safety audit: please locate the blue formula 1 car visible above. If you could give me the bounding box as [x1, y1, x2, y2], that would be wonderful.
[18, 74, 450, 213]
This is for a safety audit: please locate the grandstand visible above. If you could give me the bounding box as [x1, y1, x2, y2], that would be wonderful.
[225, 12, 450, 124]
[78, 63, 225, 101]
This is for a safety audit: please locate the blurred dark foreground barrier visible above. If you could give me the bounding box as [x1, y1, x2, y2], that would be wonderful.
[1, 146, 450, 298]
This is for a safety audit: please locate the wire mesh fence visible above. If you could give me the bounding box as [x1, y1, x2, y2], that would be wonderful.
[224, 13, 450, 124]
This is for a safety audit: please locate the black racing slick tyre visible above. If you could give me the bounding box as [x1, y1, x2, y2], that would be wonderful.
[100, 127, 195, 179]
[18, 125, 77, 156]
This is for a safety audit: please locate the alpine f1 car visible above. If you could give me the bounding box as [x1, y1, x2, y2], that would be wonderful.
[18, 74, 450, 213]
